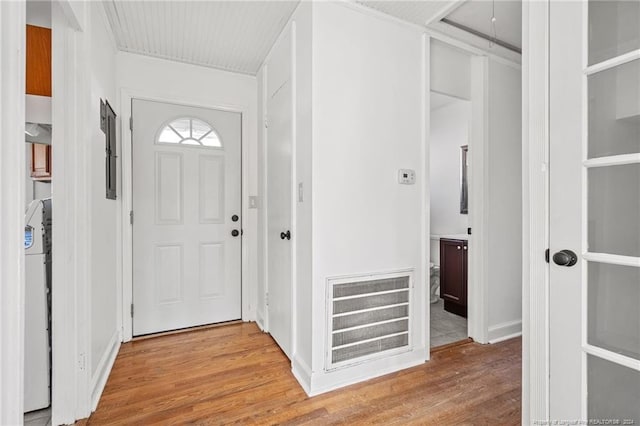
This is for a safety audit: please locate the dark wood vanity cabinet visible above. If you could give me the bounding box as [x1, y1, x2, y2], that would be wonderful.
[439, 238, 468, 317]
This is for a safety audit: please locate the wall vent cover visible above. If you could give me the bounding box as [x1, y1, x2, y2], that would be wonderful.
[326, 270, 412, 371]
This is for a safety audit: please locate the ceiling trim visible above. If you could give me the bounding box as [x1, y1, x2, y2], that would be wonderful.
[428, 20, 521, 68]
[117, 49, 258, 77]
[97, 2, 118, 52]
[424, 0, 468, 26]
[441, 18, 522, 54]
[342, 0, 521, 68]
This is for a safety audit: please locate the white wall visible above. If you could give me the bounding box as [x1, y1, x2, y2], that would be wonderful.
[116, 49, 259, 325]
[430, 99, 470, 236]
[486, 59, 522, 341]
[431, 40, 471, 101]
[309, 2, 427, 393]
[88, 4, 119, 380]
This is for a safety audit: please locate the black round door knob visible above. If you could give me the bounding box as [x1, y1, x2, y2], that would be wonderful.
[231, 215, 239, 222]
[231, 229, 240, 237]
[280, 230, 291, 240]
[552, 249, 578, 267]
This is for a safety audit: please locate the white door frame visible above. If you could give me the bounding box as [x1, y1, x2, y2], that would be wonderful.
[50, 1, 95, 423]
[0, 2, 26, 424]
[522, 0, 551, 423]
[425, 49, 490, 352]
[259, 21, 298, 357]
[120, 89, 252, 342]
[467, 55, 490, 345]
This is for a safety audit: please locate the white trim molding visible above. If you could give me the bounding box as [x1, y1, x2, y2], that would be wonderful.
[0, 1, 26, 423]
[90, 330, 121, 411]
[291, 355, 312, 396]
[51, 1, 94, 422]
[522, 0, 550, 424]
[488, 320, 523, 344]
[468, 55, 490, 345]
[422, 33, 431, 360]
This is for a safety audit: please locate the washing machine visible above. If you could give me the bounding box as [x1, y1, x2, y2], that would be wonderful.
[24, 198, 52, 412]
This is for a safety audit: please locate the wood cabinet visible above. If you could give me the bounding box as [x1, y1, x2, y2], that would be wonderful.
[439, 238, 468, 317]
[26, 25, 52, 97]
[30, 143, 52, 181]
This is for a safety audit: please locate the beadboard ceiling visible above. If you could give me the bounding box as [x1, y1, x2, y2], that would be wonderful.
[102, 1, 521, 76]
[102, 1, 299, 75]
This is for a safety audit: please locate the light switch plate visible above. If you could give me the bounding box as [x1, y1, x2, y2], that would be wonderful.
[398, 169, 416, 185]
[249, 196, 258, 209]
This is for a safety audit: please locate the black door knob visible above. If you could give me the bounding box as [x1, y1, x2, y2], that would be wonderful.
[552, 249, 578, 266]
[280, 230, 291, 240]
[231, 229, 240, 237]
[231, 214, 239, 222]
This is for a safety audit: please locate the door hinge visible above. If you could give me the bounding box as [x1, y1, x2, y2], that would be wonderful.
[78, 353, 86, 371]
[264, 118, 268, 128]
[265, 292, 268, 307]
[545, 248, 550, 263]
[130, 210, 134, 225]
[129, 116, 133, 131]
[131, 303, 134, 317]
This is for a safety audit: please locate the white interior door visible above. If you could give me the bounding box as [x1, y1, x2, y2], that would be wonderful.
[132, 99, 242, 336]
[549, 1, 640, 422]
[266, 29, 293, 358]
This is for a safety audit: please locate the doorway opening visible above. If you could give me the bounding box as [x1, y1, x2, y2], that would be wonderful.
[429, 91, 472, 348]
[24, 1, 53, 423]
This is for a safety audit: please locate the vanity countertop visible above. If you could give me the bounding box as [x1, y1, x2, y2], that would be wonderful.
[430, 234, 469, 241]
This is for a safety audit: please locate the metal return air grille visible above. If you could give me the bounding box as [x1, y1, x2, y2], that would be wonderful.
[328, 273, 411, 369]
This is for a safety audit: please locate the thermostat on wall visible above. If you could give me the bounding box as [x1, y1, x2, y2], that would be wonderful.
[398, 169, 416, 185]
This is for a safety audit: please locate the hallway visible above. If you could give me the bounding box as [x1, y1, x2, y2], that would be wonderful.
[84, 323, 521, 425]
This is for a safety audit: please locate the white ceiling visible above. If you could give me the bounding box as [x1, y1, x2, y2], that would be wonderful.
[358, 0, 521, 51]
[102, 1, 521, 76]
[431, 91, 464, 111]
[445, 0, 522, 49]
[356, 1, 454, 27]
[103, 1, 299, 75]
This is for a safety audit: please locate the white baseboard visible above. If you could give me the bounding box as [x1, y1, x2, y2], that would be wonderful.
[488, 319, 522, 344]
[291, 355, 312, 395]
[307, 348, 427, 397]
[256, 310, 266, 332]
[90, 330, 121, 411]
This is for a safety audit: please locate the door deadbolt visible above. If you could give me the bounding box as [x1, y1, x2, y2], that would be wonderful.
[232, 214, 239, 222]
[552, 249, 578, 267]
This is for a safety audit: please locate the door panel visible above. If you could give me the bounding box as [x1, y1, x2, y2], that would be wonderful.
[549, 1, 640, 421]
[266, 29, 293, 358]
[132, 99, 242, 336]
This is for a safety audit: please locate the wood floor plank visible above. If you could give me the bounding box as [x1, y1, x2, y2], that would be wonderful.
[85, 322, 521, 425]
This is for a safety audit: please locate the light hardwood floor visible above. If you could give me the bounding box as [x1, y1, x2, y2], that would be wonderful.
[84, 323, 521, 425]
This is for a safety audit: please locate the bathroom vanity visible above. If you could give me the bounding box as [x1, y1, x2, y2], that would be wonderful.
[439, 237, 468, 317]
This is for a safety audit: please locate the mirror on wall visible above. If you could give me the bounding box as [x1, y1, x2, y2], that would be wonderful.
[460, 145, 468, 214]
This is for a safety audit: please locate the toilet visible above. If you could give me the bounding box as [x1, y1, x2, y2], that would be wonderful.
[429, 262, 440, 304]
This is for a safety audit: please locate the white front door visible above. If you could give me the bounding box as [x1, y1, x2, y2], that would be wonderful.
[549, 1, 640, 421]
[266, 28, 293, 358]
[132, 99, 242, 336]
